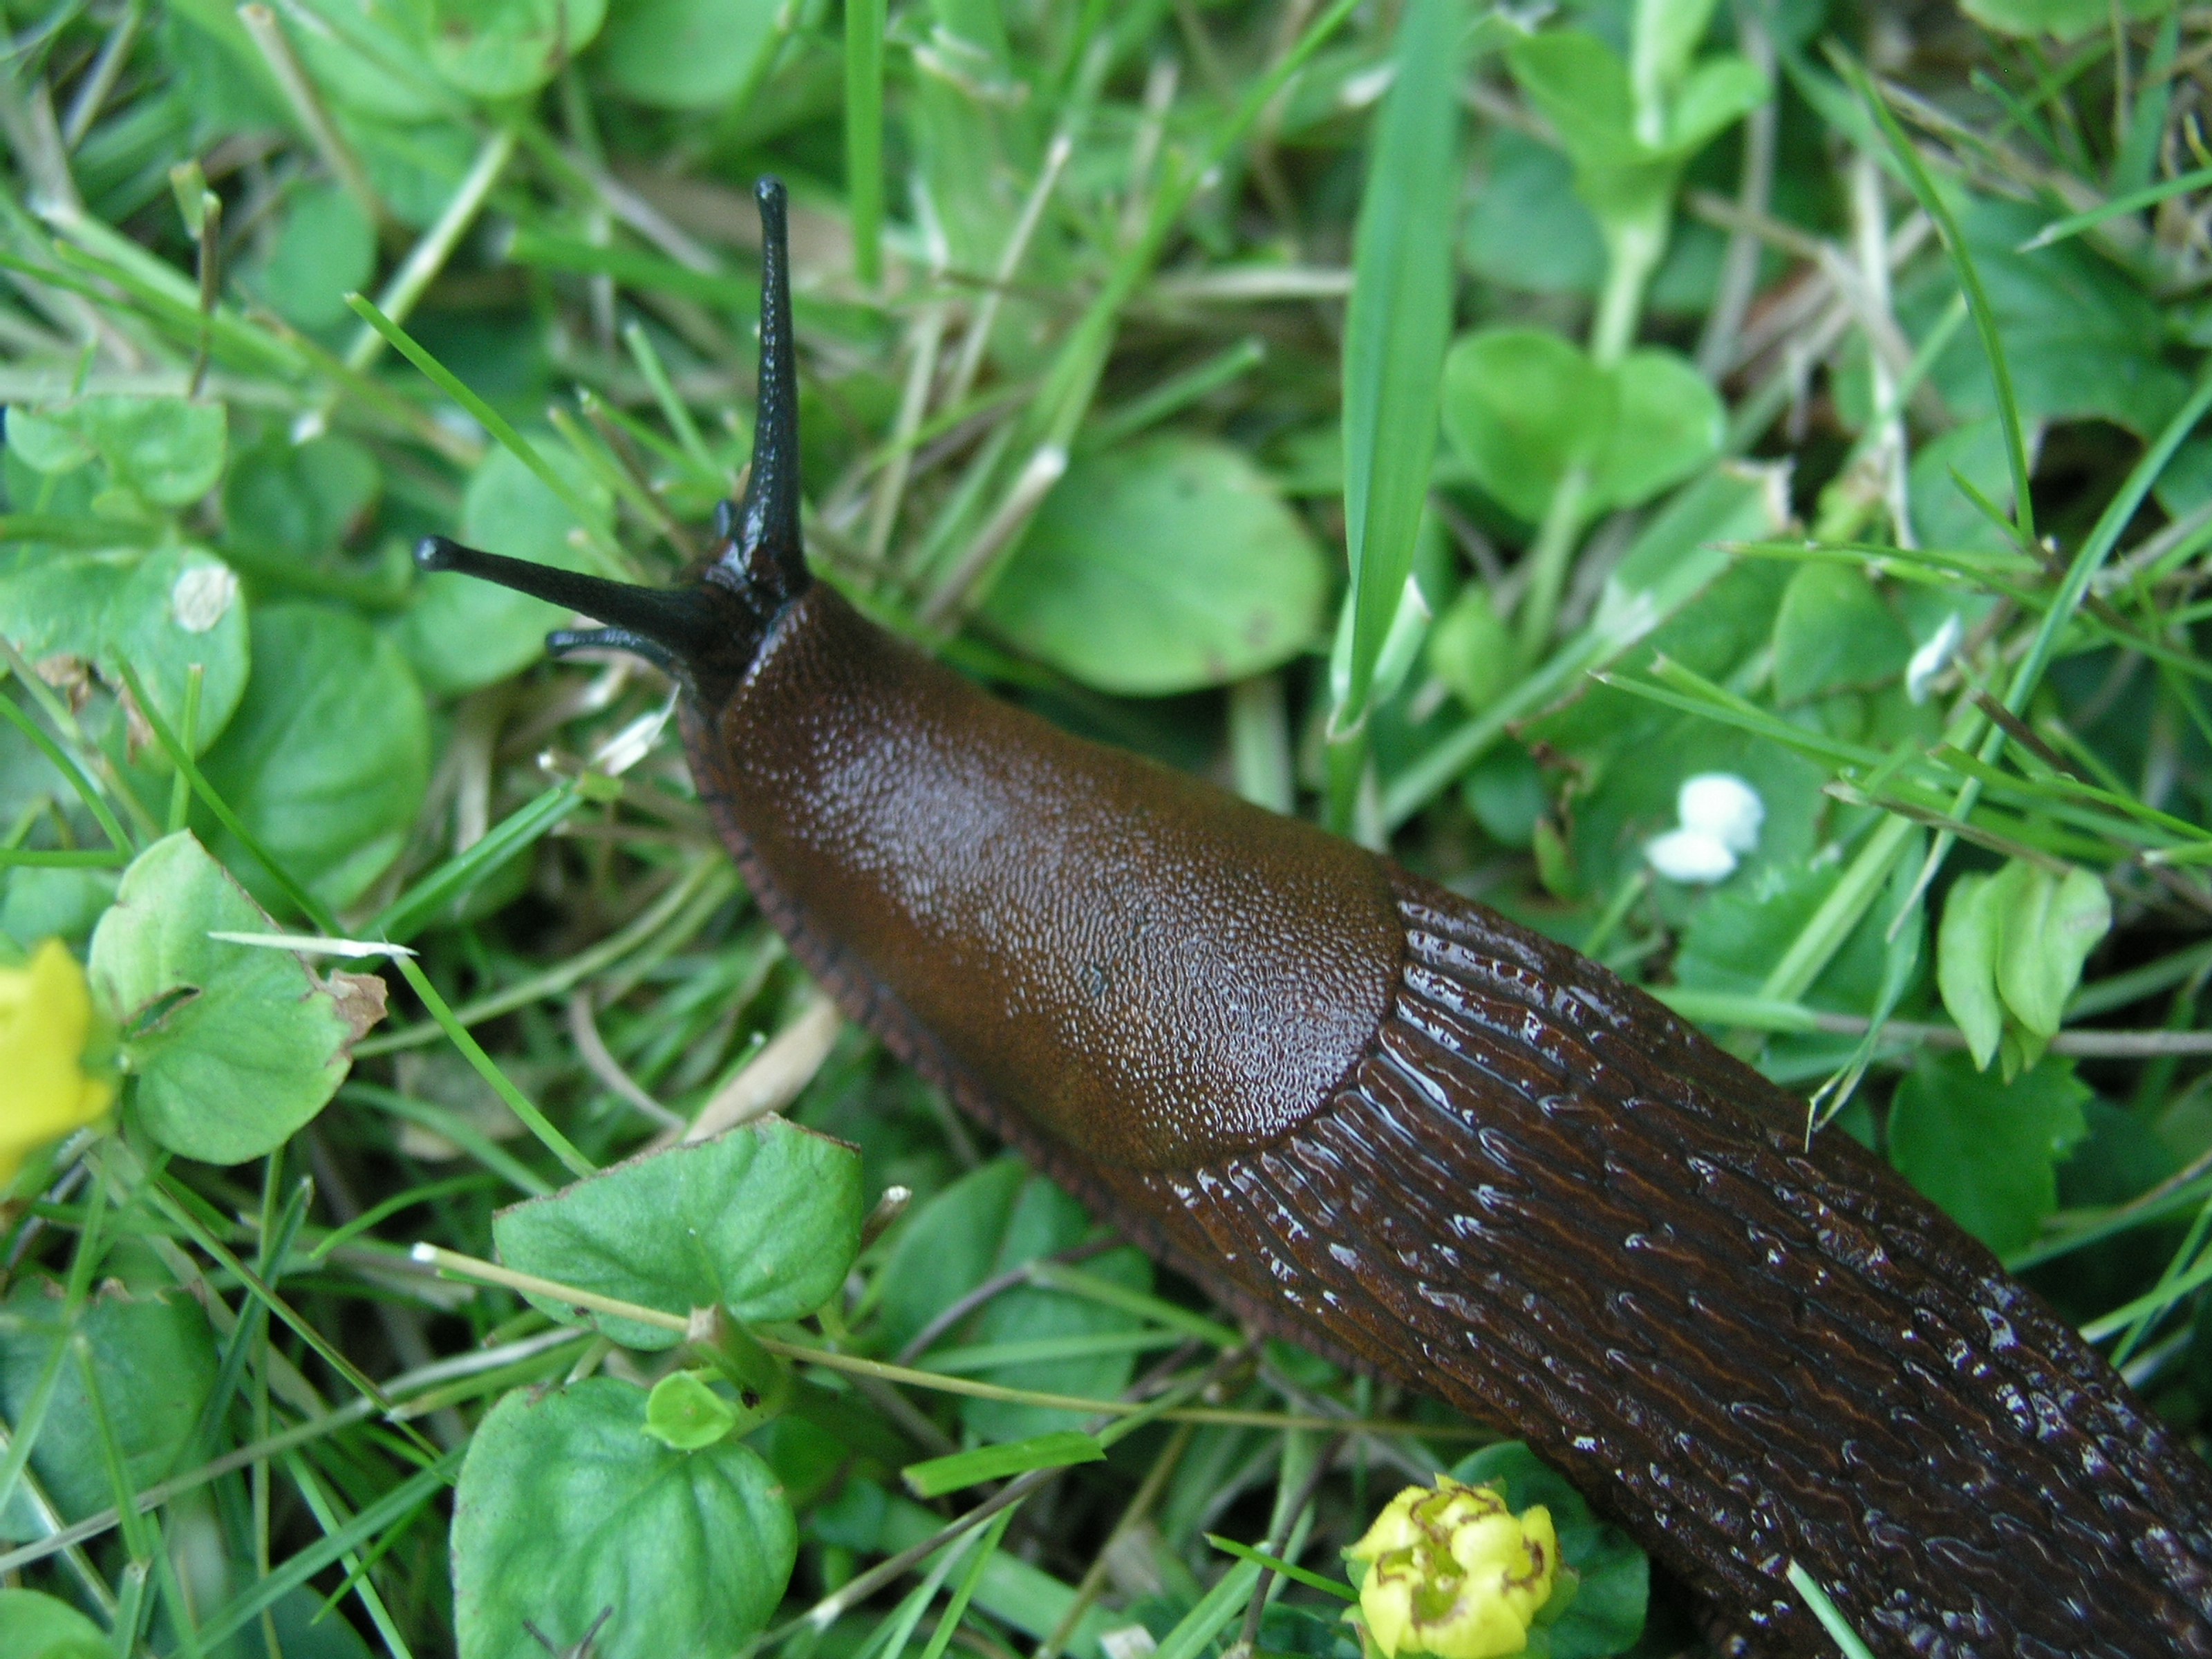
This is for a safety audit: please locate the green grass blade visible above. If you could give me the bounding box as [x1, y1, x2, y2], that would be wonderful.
[1785, 1563, 1878, 1659]
[1337, 0, 1462, 720]
[903, 1431, 1105, 1499]
[845, 0, 887, 288]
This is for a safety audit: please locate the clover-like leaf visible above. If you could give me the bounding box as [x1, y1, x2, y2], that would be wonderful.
[492, 1118, 864, 1349]
[87, 832, 355, 1164]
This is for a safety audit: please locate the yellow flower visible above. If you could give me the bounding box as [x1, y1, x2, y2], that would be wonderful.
[1346, 1477, 1559, 1659]
[0, 939, 114, 1187]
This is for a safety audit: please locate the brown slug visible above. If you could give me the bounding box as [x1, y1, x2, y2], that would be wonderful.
[417, 178, 2212, 1659]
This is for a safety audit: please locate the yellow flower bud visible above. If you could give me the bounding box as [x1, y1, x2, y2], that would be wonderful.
[1346, 1477, 1559, 1659]
[0, 939, 114, 1187]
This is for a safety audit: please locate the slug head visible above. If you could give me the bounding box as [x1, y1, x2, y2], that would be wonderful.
[411, 176, 809, 709]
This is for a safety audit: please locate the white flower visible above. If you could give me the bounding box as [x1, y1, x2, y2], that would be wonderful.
[1677, 774, 1764, 853]
[1645, 828, 1740, 884]
[1646, 772, 1765, 885]
[1906, 612, 1963, 704]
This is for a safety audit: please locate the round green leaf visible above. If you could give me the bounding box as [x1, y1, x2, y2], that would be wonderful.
[254, 183, 377, 330]
[8, 397, 225, 509]
[491, 1118, 865, 1349]
[197, 603, 430, 912]
[0, 546, 249, 758]
[1427, 585, 1512, 713]
[417, 0, 607, 98]
[1441, 329, 1613, 523]
[0, 1589, 109, 1659]
[1768, 563, 1912, 706]
[0, 1281, 217, 1533]
[1589, 349, 1723, 512]
[224, 433, 383, 559]
[1936, 871, 2006, 1071]
[982, 436, 1327, 695]
[1889, 1051, 2089, 1255]
[644, 1371, 740, 1450]
[598, 0, 782, 109]
[87, 832, 353, 1164]
[1996, 863, 2112, 1040]
[452, 1378, 796, 1659]
[396, 441, 612, 696]
[1450, 1441, 1647, 1659]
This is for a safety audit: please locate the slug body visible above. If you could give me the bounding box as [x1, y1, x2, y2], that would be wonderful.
[423, 182, 2212, 1659]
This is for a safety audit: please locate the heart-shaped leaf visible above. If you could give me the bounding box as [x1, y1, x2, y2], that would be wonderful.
[492, 1117, 864, 1349]
[452, 1378, 795, 1659]
[1441, 329, 1613, 522]
[87, 832, 355, 1164]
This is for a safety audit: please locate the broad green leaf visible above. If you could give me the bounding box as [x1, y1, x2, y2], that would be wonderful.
[1461, 744, 1548, 848]
[1506, 32, 1637, 168]
[1961, 0, 2168, 39]
[197, 603, 430, 912]
[252, 182, 376, 330]
[1904, 197, 2187, 439]
[0, 1281, 216, 1534]
[1996, 863, 2112, 1039]
[224, 433, 383, 561]
[984, 437, 1327, 695]
[599, 0, 782, 109]
[1909, 418, 2016, 552]
[1427, 585, 1512, 713]
[0, 545, 250, 756]
[1671, 856, 1892, 1014]
[492, 1118, 865, 1349]
[0, 1588, 107, 1659]
[395, 440, 612, 696]
[1769, 563, 1913, 704]
[1441, 328, 1613, 522]
[88, 832, 353, 1164]
[0, 868, 118, 951]
[643, 1371, 739, 1451]
[1462, 129, 1606, 297]
[873, 1158, 1029, 1355]
[417, 0, 608, 98]
[1936, 870, 2006, 1070]
[5, 397, 225, 511]
[1591, 348, 1723, 510]
[1889, 1051, 2089, 1255]
[956, 1177, 1153, 1443]
[1339, 0, 1464, 715]
[1450, 1442, 1647, 1659]
[452, 1378, 794, 1659]
[1663, 56, 1769, 153]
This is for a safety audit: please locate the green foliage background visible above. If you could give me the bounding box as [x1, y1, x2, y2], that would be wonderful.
[4, 0, 2212, 1654]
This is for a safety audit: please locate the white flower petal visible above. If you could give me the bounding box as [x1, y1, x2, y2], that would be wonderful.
[1676, 773, 1765, 854]
[1646, 828, 1738, 884]
[1906, 611, 1964, 704]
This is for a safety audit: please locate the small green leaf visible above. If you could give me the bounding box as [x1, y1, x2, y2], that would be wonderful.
[6, 397, 225, 510]
[1663, 56, 1770, 153]
[902, 1430, 1104, 1499]
[1591, 349, 1723, 511]
[1441, 328, 1613, 523]
[196, 602, 430, 912]
[87, 832, 354, 1164]
[0, 1588, 109, 1659]
[452, 1378, 795, 1659]
[224, 433, 383, 561]
[1936, 870, 2006, 1070]
[1888, 1051, 2090, 1254]
[252, 182, 376, 330]
[0, 1282, 217, 1533]
[422, 0, 608, 99]
[1451, 1442, 1647, 1659]
[599, 0, 783, 110]
[1769, 564, 1913, 705]
[0, 545, 250, 756]
[491, 1118, 865, 1349]
[396, 441, 613, 697]
[984, 437, 1327, 695]
[1427, 585, 1513, 713]
[643, 1371, 740, 1451]
[1996, 863, 2112, 1039]
[1960, 0, 2168, 39]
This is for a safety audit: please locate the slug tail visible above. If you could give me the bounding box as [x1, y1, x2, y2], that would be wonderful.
[718, 176, 807, 605]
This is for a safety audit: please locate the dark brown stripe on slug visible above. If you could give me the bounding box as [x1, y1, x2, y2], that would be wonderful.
[1112, 873, 2212, 1658]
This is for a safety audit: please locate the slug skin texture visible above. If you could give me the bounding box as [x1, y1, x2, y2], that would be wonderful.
[418, 175, 2212, 1659]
